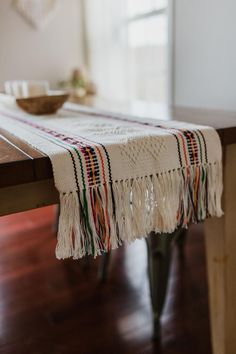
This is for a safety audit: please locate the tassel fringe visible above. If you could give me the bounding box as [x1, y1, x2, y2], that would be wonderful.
[56, 162, 223, 259]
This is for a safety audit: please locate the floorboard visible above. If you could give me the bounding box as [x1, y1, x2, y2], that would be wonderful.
[0, 206, 212, 354]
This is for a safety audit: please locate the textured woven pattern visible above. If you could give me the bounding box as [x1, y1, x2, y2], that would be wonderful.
[0, 103, 223, 259]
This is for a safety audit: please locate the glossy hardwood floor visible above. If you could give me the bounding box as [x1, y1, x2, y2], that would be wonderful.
[0, 206, 212, 354]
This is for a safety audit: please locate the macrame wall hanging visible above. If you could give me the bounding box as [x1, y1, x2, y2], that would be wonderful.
[13, 0, 58, 30]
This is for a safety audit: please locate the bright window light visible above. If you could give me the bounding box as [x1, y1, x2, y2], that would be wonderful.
[127, 0, 167, 17]
[127, 14, 167, 47]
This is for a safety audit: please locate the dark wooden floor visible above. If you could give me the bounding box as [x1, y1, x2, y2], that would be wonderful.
[0, 206, 212, 354]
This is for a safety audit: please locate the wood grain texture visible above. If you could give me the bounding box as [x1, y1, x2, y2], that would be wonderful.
[0, 209, 211, 354]
[0, 128, 52, 187]
[1, 103, 236, 188]
[16, 93, 69, 115]
[0, 179, 58, 216]
[1, 102, 235, 354]
[205, 143, 236, 354]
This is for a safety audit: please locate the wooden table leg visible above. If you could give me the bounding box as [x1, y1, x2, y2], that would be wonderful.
[205, 144, 236, 354]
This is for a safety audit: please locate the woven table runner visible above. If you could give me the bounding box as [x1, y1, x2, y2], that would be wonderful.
[0, 103, 223, 259]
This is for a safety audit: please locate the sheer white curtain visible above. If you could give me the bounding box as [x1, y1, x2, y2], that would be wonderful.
[84, 0, 168, 103]
[84, 0, 129, 101]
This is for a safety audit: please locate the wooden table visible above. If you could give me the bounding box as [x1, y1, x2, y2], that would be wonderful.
[1, 102, 236, 354]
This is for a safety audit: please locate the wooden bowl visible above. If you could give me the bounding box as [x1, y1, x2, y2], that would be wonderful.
[16, 92, 69, 115]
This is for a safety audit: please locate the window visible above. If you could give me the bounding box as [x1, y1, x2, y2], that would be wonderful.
[85, 0, 170, 104]
[125, 0, 168, 103]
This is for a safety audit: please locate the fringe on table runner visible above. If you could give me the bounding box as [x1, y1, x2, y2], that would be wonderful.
[56, 161, 223, 259]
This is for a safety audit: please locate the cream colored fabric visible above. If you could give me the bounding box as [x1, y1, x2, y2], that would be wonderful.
[0, 102, 223, 259]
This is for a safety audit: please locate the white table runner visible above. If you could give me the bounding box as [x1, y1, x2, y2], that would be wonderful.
[0, 103, 223, 259]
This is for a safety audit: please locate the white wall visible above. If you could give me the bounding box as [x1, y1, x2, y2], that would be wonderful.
[174, 0, 236, 111]
[0, 0, 84, 90]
